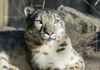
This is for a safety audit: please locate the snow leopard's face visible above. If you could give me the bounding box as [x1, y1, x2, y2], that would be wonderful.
[35, 10, 65, 41]
[29, 9, 65, 43]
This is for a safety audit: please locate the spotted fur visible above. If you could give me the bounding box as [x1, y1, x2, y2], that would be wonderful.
[25, 7, 85, 70]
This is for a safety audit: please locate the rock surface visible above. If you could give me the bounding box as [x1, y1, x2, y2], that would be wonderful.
[57, 5, 100, 47]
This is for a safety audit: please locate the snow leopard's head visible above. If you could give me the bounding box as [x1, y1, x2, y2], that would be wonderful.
[24, 7, 66, 44]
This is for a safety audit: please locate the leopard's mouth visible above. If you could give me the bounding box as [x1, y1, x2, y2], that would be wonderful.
[41, 33, 56, 41]
[41, 36, 56, 41]
[47, 37, 56, 41]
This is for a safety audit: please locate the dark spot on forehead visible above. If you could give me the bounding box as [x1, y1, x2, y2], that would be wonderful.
[41, 9, 59, 16]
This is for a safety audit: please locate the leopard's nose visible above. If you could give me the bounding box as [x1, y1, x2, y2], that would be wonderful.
[43, 26, 54, 36]
[48, 32, 54, 35]
[46, 32, 54, 36]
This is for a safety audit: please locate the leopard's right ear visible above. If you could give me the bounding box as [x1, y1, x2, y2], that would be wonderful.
[24, 7, 35, 17]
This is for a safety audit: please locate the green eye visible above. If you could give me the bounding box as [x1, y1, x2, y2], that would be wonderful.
[35, 20, 42, 24]
[54, 20, 59, 24]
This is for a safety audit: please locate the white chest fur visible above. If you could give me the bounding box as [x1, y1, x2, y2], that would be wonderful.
[30, 37, 84, 70]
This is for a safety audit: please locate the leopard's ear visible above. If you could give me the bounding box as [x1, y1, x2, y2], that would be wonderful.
[24, 7, 35, 17]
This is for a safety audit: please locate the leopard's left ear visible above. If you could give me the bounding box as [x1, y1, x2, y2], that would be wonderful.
[24, 7, 35, 17]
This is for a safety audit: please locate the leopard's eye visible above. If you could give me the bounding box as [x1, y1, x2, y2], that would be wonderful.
[35, 20, 42, 24]
[54, 20, 59, 24]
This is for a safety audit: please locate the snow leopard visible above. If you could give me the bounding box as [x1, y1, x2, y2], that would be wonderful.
[24, 7, 85, 70]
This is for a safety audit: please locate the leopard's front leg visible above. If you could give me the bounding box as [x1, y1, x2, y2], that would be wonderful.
[0, 51, 20, 70]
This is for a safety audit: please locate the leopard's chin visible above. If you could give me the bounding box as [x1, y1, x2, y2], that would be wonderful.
[47, 37, 55, 41]
[42, 37, 56, 41]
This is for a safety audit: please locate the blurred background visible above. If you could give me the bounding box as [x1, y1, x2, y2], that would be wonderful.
[0, 0, 100, 29]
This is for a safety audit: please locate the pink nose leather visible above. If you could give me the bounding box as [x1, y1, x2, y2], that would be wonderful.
[48, 32, 54, 36]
